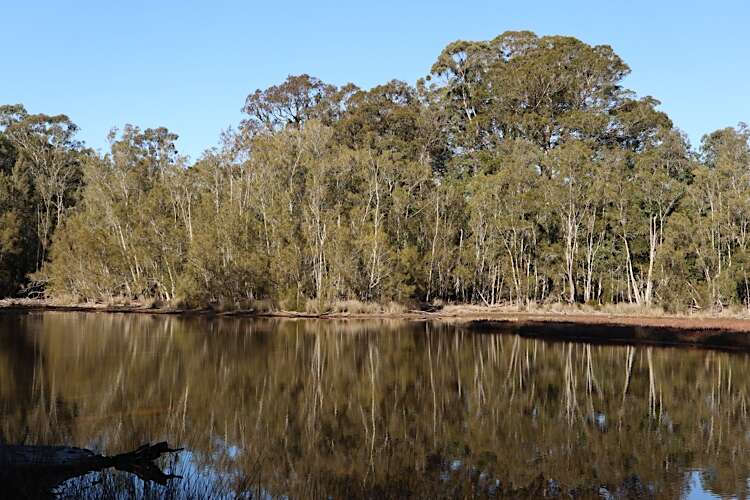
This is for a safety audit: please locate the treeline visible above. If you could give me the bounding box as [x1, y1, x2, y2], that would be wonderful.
[1, 31, 749, 311]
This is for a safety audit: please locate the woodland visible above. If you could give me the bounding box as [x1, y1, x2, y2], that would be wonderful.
[1, 31, 748, 312]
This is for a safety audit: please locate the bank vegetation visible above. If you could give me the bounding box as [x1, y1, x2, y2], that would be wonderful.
[1, 32, 749, 313]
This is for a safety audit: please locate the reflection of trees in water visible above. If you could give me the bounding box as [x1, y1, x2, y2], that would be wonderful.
[0, 315, 36, 408]
[1, 313, 750, 498]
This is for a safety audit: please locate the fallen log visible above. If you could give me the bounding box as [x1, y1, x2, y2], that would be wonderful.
[0, 441, 181, 498]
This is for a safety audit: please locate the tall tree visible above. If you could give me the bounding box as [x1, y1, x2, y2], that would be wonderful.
[1, 105, 84, 267]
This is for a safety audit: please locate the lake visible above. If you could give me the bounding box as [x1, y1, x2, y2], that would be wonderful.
[0, 312, 747, 499]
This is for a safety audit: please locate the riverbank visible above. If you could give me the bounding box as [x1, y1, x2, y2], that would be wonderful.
[5, 298, 750, 330]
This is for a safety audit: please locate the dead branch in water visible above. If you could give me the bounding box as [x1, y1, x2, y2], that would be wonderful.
[0, 441, 182, 498]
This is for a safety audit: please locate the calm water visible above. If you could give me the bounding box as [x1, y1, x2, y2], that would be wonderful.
[1, 312, 748, 499]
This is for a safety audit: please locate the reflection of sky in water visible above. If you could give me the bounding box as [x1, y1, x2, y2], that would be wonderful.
[55, 463, 737, 500]
[57, 447, 275, 499]
[684, 470, 724, 500]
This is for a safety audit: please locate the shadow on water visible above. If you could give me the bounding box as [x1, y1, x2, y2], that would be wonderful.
[467, 318, 750, 351]
[1, 312, 750, 498]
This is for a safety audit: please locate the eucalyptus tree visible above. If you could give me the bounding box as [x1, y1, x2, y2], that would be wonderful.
[34, 33, 750, 312]
[429, 31, 630, 174]
[241, 74, 353, 135]
[610, 130, 691, 307]
[545, 140, 603, 303]
[635, 131, 692, 306]
[334, 80, 438, 301]
[671, 125, 750, 308]
[0, 130, 35, 295]
[47, 125, 186, 302]
[466, 139, 543, 305]
[0, 105, 85, 267]
[485, 34, 629, 150]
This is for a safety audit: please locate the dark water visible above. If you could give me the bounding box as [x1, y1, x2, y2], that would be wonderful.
[0, 312, 748, 499]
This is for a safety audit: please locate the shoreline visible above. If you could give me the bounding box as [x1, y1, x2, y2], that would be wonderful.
[5, 299, 750, 351]
[4, 298, 750, 325]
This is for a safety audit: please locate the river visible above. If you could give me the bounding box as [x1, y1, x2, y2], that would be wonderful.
[0, 311, 746, 498]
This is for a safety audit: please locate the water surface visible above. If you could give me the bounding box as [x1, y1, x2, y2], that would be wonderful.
[0, 312, 747, 498]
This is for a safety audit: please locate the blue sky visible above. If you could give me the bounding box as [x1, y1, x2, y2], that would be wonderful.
[3, 0, 748, 160]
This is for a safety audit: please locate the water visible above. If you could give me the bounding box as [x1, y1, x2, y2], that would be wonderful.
[0, 312, 748, 499]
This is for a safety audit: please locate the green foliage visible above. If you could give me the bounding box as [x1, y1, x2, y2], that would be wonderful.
[3, 32, 750, 311]
[0, 106, 85, 295]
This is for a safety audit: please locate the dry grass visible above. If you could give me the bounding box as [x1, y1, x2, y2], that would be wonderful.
[436, 300, 738, 319]
[426, 301, 750, 334]
[439, 304, 508, 316]
[525, 301, 667, 317]
[303, 299, 407, 315]
[245, 298, 275, 313]
[6, 296, 750, 330]
[527, 301, 750, 320]
[327, 299, 382, 314]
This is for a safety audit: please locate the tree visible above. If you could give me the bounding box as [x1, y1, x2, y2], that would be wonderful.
[33, 33, 750, 313]
[241, 74, 343, 134]
[1, 105, 85, 267]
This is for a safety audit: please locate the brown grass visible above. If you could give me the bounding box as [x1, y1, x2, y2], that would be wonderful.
[304, 299, 407, 315]
[6, 298, 750, 332]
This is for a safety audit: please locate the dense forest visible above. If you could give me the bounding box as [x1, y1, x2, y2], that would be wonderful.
[1, 31, 749, 312]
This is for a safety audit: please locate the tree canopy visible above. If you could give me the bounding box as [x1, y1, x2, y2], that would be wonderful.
[1, 31, 748, 312]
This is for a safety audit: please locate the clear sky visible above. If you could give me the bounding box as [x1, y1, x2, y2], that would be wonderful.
[3, 0, 748, 160]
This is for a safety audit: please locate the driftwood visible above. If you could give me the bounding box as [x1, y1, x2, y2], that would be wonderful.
[0, 441, 181, 498]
